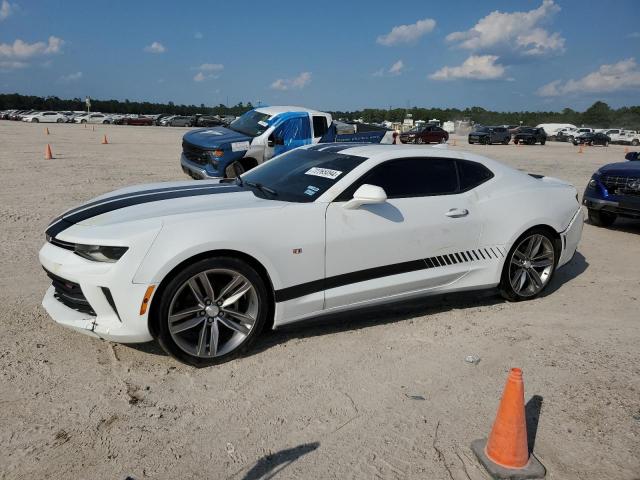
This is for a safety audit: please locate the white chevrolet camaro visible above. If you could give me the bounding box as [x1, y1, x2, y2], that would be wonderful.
[40, 144, 583, 366]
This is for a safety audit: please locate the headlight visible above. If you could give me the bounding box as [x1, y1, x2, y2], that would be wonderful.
[588, 179, 597, 188]
[74, 244, 128, 263]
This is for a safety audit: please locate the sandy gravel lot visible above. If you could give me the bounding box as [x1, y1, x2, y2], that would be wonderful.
[1, 121, 638, 480]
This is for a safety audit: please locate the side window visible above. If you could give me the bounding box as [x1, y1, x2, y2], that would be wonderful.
[338, 158, 458, 200]
[312, 116, 328, 137]
[274, 117, 312, 144]
[457, 160, 494, 191]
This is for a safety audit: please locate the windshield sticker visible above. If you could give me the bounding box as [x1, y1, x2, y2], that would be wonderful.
[231, 141, 250, 152]
[257, 120, 269, 127]
[305, 167, 343, 180]
[304, 186, 319, 196]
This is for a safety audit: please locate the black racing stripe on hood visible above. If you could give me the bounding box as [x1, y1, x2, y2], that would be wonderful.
[48, 182, 226, 226]
[46, 185, 245, 238]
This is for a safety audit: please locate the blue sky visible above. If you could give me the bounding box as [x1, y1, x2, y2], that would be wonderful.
[0, 0, 639, 111]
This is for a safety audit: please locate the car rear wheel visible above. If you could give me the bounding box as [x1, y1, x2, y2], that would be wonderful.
[56, 118, 64, 123]
[32, 118, 39, 123]
[416, 138, 425, 144]
[540, 139, 546, 145]
[588, 209, 616, 227]
[632, 139, 639, 146]
[500, 229, 558, 302]
[156, 257, 269, 366]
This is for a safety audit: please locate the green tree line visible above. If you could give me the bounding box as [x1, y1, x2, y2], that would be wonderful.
[1, 93, 638, 129]
[332, 101, 640, 129]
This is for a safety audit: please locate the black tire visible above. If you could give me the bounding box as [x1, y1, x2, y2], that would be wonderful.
[502, 139, 510, 145]
[32, 118, 39, 123]
[103, 120, 110, 124]
[499, 228, 559, 302]
[56, 118, 64, 123]
[155, 256, 270, 367]
[540, 139, 546, 145]
[225, 161, 245, 178]
[81, 119, 87, 124]
[468, 140, 474, 144]
[588, 209, 616, 227]
[514, 139, 519, 145]
[632, 139, 639, 146]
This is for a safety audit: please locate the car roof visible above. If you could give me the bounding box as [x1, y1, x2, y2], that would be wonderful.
[302, 143, 508, 170]
[255, 105, 325, 116]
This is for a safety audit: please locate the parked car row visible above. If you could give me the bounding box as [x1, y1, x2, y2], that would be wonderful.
[466, 126, 547, 145]
[0, 109, 235, 128]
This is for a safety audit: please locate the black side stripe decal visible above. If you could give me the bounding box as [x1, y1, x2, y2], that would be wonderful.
[275, 247, 504, 303]
[46, 186, 244, 237]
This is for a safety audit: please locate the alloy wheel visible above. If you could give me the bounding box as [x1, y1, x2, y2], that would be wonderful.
[167, 269, 258, 358]
[508, 234, 555, 297]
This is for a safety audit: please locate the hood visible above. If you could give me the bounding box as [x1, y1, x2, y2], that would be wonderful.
[45, 181, 284, 237]
[598, 161, 640, 177]
[183, 126, 251, 150]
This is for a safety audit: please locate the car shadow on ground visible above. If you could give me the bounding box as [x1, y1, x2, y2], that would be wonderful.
[125, 251, 588, 360]
[239, 442, 320, 480]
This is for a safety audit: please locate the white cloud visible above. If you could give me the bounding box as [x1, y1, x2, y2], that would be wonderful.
[194, 32, 203, 39]
[628, 32, 640, 39]
[144, 41, 165, 54]
[446, 0, 564, 56]
[270, 71, 312, 90]
[388, 60, 404, 76]
[192, 63, 224, 82]
[0, 0, 14, 21]
[373, 59, 404, 77]
[537, 58, 640, 96]
[0, 36, 64, 59]
[377, 18, 436, 46]
[0, 60, 27, 70]
[429, 55, 505, 81]
[60, 71, 82, 82]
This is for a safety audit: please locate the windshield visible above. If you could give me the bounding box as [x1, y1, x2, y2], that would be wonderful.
[474, 126, 489, 133]
[240, 148, 367, 202]
[520, 128, 535, 134]
[228, 110, 271, 137]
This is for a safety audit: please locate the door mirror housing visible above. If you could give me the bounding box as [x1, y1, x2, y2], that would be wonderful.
[267, 135, 284, 147]
[344, 184, 387, 210]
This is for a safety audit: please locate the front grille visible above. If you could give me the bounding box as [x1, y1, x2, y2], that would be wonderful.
[44, 269, 95, 315]
[601, 175, 640, 196]
[182, 141, 212, 166]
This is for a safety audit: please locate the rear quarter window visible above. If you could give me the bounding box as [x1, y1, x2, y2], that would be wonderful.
[457, 160, 494, 191]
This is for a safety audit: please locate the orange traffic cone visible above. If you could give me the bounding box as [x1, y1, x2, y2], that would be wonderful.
[452, 138, 457, 146]
[101, 134, 109, 145]
[471, 368, 546, 479]
[45, 127, 49, 135]
[44, 144, 53, 160]
[624, 146, 629, 154]
[578, 144, 584, 154]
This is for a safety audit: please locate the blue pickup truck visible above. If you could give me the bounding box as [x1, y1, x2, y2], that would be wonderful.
[180, 105, 395, 179]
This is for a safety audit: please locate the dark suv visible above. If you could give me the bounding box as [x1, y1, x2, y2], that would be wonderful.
[513, 127, 546, 145]
[583, 154, 640, 227]
[399, 124, 449, 144]
[468, 126, 510, 145]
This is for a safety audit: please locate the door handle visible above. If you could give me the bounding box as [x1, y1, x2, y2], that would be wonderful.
[445, 208, 469, 218]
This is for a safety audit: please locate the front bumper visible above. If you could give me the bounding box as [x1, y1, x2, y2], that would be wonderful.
[180, 153, 222, 180]
[558, 207, 584, 268]
[583, 195, 640, 218]
[39, 240, 156, 343]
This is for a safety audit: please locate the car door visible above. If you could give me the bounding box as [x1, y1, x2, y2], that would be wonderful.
[324, 157, 484, 310]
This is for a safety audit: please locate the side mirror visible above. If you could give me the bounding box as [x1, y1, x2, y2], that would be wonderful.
[344, 184, 387, 210]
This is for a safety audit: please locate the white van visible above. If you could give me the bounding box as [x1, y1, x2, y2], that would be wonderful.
[536, 123, 577, 138]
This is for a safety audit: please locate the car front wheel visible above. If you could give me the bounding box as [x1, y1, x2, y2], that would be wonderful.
[588, 209, 616, 227]
[155, 257, 269, 366]
[57, 118, 64, 123]
[500, 229, 558, 301]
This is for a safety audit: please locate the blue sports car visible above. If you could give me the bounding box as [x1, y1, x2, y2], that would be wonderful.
[583, 152, 640, 226]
